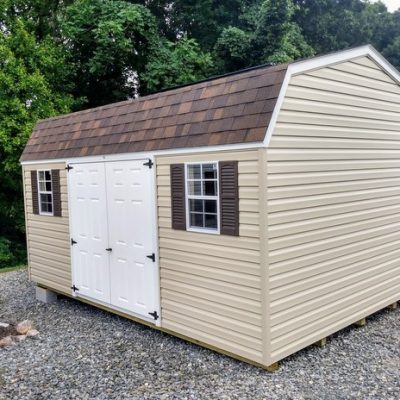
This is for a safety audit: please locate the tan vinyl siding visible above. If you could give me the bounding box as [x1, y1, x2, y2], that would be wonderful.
[156, 150, 264, 363]
[23, 163, 71, 294]
[267, 55, 400, 363]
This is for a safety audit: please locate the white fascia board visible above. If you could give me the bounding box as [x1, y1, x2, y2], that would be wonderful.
[20, 141, 263, 165]
[263, 44, 400, 147]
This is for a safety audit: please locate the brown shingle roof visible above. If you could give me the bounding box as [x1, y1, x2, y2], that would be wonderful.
[20, 63, 288, 162]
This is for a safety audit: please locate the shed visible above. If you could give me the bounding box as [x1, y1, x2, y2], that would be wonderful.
[20, 45, 400, 370]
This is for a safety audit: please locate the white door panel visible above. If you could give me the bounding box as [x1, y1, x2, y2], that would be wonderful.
[69, 163, 111, 303]
[106, 160, 157, 317]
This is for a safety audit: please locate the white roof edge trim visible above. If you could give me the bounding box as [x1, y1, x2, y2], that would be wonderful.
[263, 44, 400, 147]
[20, 141, 263, 165]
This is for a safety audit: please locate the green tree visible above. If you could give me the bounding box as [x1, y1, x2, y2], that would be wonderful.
[141, 38, 213, 93]
[293, 0, 367, 53]
[253, 0, 314, 63]
[214, 0, 314, 72]
[382, 36, 400, 68]
[214, 26, 253, 72]
[168, 0, 245, 51]
[0, 19, 75, 266]
[61, 0, 159, 108]
[0, 0, 73, 40]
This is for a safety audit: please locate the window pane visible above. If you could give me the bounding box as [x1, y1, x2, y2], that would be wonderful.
[203, 181, 217, 196]
[40, 193, 52, 203]
[38, 171, 45, 180]
[188, 165, 201, 179]
[188, 181, 201, 195]
[45, 181, 52, 191]
[202, 164, 217, 179]
[45, 170, 52, 181]
[190, 213, 203, 228]
[204, 200, 217, 214]
[189, 199, 203, 213]
[205, 214, 218, 229]
[39, 182, 46, 191]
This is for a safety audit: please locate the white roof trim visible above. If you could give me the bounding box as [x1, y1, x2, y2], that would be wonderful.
[20, 141, 263, 165]
[263, 45, 400, 147]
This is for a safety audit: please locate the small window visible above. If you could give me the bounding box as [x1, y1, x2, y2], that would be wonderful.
[37, 170, 53, 215]
[186, 162, 219, 233]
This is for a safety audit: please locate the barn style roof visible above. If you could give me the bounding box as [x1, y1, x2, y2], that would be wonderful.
[20, 63, 287, 161]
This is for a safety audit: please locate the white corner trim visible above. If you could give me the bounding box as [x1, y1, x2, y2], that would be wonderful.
[263, 44, 400, 147]
[263, 68, 292, 147]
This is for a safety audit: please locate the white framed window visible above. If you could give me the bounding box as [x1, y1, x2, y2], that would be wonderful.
[37, 170, 54, 215]
[185, 162, 219, 233]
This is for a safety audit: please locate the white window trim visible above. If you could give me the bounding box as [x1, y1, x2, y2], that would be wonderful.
[37, 169, 54, 216]
[184, 161, 220, 234]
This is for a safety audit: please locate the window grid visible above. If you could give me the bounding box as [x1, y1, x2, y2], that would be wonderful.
[185, 162, 219, 233]
[37, 170, 54, 216]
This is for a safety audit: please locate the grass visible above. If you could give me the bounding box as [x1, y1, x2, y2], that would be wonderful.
[0, 265, 27, 273]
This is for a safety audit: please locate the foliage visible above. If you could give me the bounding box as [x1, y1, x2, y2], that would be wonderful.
[0, 18, 76, 267]
[141, 38, 213, 93]
[0, 238, 15, 268]
[214, 0, 314, 72]
[214, 26, 253, 72]
[61, 0, 160, 107]
[382, 36, 400, 68]
[253, 0, 314, 63]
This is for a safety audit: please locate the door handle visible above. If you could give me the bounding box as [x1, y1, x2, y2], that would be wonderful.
[106, 248, 112, 252]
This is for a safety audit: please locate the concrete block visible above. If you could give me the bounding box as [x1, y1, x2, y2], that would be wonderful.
[36, 286, 57, 304]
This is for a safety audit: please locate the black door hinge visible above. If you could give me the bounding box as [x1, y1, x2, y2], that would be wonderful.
[143, 159, 153, 169]
[71, 285, 79, 292]
[146, 253, 156, 262]
[65, 164, 73, 171]
[148, 311, 159, 320]
[71, 238, 77, 245]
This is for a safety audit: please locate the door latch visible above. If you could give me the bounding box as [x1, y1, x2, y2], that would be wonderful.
[106, 248, 112, 252]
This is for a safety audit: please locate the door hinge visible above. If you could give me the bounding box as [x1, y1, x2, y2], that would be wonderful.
[106, 248, 112, 252]
[71, 285, 79, 292]
[148, 311, 159, 320]
[65, 164, 73, 172]
[146, 253, 156, 262]
[143, 159, 153, 169]
[71, 238, 77, 245]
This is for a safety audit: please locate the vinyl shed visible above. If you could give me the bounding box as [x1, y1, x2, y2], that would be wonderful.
[21, 45, 400, 370]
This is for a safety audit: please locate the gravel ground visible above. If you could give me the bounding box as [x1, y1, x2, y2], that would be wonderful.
[0, 269, 399, 400]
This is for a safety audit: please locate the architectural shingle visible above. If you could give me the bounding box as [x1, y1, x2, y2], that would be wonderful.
[20, 63, 287, 161]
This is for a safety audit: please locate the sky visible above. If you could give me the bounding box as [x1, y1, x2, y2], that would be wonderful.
[375, 0, 400, 12]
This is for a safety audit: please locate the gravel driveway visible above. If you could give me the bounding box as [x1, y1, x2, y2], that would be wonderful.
[0, 269, 399, 400]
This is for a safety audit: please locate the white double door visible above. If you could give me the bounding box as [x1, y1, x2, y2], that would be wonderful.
[69, 159, 158, 320]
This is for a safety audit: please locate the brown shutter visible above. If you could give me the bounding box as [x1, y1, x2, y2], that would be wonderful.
[219, 161, 239, 236]
[30, 170, 40, 215]
[170, 164, 186, 230]
[51, 169, 62, 217]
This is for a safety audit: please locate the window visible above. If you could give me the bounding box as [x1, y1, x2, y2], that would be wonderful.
[186, 162, 219, 232]
[37, 170, 53, 215]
